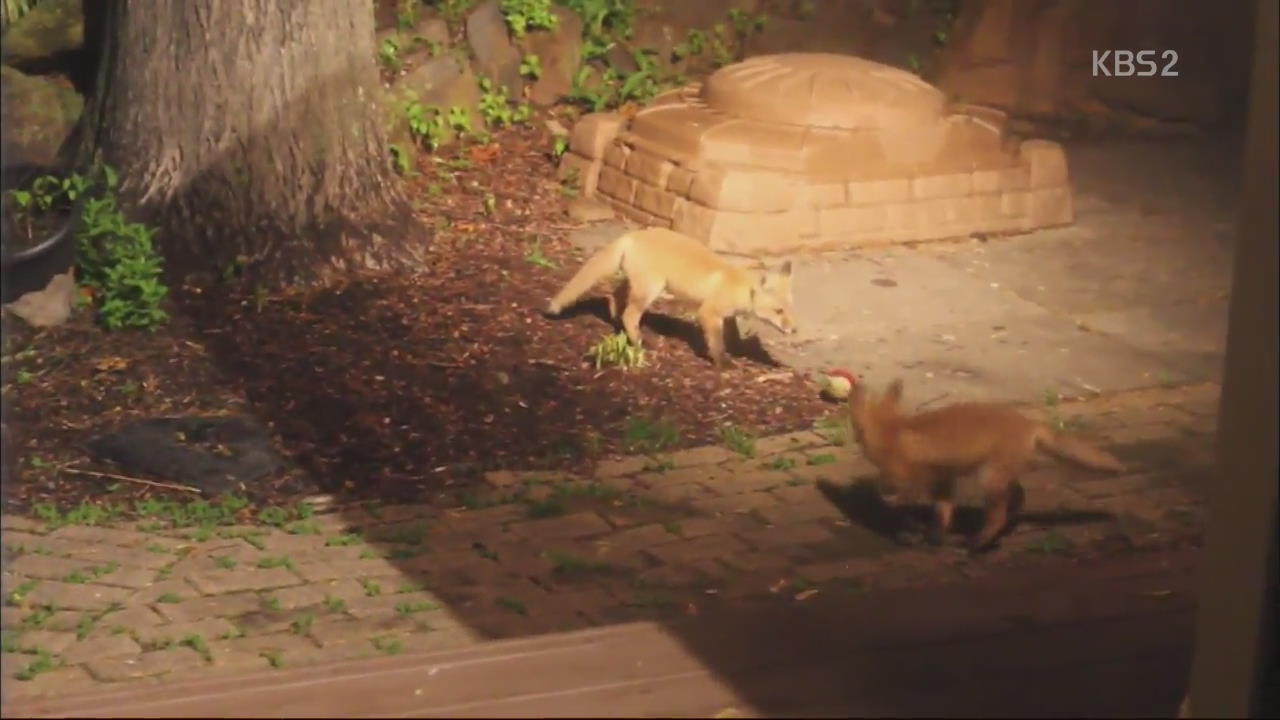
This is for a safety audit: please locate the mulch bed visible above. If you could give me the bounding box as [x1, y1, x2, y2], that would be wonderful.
[1, 120, 835, 515]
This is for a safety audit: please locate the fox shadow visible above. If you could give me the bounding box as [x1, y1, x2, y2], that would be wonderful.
[552, 296, 782, 368]
[816, 478, 1116, 547]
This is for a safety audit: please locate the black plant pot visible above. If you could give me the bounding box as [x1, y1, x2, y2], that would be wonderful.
[1, 163, 83, 305]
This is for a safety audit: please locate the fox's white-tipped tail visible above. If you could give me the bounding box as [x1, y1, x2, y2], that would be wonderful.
[546, 234, 631, 315]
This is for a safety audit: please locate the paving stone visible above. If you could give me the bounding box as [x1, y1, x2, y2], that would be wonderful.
[59, 633, 144, 665]
[1, 607, 24, 627]
[440, 505, 526, 535]
[8, 629, 77, 654]
[713, 468, 795, 494]
[0, 516, 47, 533]
[129, 578, 199, 605]
[507, 511, 612, 541]
[186, 566, 301, 595]
[391, 626, 481, 653]
[644, 534, 749, 565]
[690, 491, 781, 516]
[260, 580, 365, 613]
[26, 610, 84, 633]
[793, 557, 882, 583]
[642, 482, 717, 504]
[49, 526, 186, 552]
[205, 632, 318, 671]
[755, 500, 844, 526]
[270, 637, 380, 668]
[667, 514, 764, 539]
[637, 464, 733, 488]
[344, 590, 446, 620]
[593, 456, 653, 478]
[154, 591, 263, 623]
[306, 615, 420, 648]
[5, 554, 123, 583]
[231, 607, 319, 636]
[2, 665, 98, 701]
[589, 523, 676, 555]
[85, 646, 207, 681]
[483, 469, 571, 488]
[665, 445, 738, 468]
[720, 552, 794, 573]
[63, 544, 182, 571]
[23, 580, 132, 611]
[253, 532, 332, 556]
[135, 618, 241, 648]
[287, 545, 374, 564]
[756, 431, 831, 455]
[1, 531, 79, 556]
[784, 454, 877, 484]
[94, 606, 166, 635]
[737, 523, 835, 550]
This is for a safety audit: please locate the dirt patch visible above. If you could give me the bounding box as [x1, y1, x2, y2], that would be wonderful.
[1, 123, 834, 515]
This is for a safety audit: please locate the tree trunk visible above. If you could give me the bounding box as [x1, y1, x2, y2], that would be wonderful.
[79, 0, 422, 288]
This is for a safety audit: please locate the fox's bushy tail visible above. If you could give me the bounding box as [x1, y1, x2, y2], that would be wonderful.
[546, 234, 631, 314]
[1034, 426, 1127, 472]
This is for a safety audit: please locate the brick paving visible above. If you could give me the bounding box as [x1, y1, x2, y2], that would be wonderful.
[0, 383, 1216, 704]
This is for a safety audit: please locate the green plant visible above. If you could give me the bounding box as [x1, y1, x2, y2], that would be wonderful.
[477, 77, 533, 127]
[558, 0, 635, 60]
[14, 650, 58, 681]
[588, 331, 646, 370]
[621, 415, 679, 454]
[524, 237, 558, 269]
[405, 101, 450, 151]
[445, 105, 472, 134]
[396, 0, 422, 29]
[501, 0, 558, 38]
[437, 0, 476, 25]
[720, 424, 757, 458]
[389, 143, 414, 176]
[55, 166, 170, 331]
[378, 36, 402, 71]
[519, 53, 543, 80]
[672, 28, 706, 61]
[551, 134, 569, 158]
[728, 8, 767, 40]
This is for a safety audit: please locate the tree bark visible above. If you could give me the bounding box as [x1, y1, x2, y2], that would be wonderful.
[79, 0, 423, 288]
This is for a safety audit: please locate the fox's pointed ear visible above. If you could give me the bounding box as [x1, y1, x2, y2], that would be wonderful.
[883, 378, 904, 406]
[780, 260, 793, 277]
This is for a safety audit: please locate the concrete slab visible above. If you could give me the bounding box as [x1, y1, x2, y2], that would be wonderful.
[767, 309, 1198, 406]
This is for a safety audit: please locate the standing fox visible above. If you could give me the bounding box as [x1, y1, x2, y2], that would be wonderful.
[545, 228, 798, 367]
[847, 378, 1127, 554]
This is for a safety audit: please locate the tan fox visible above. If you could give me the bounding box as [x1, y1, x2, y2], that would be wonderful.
[847, 378, 1127, 554]
[545, 227, 798, 367]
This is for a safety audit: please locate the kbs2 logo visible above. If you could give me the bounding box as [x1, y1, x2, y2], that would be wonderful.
[1091, 50, 1180, 77]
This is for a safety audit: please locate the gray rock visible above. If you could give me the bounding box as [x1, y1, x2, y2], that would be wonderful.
[465, 0, 524, 99]
[3, 269, 76, 327]
[0, 65, 83, 166]
[0, 0, 83, 65]
[520, 7, 584, 107]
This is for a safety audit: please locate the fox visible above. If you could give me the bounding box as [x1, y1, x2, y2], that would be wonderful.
[545, 227, 798, 367]
[846, 378, 1127, 554]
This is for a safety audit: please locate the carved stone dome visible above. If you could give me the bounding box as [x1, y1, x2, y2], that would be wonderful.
[699, 53, 947, 130]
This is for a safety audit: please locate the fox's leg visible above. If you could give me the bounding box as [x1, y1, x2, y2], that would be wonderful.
[607, 280, 630, 327]
[621, 280, 664, 348]
[970, 461, 1023, 554]
[697, 306, 731, 368]
[928, 473, 957, 547]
